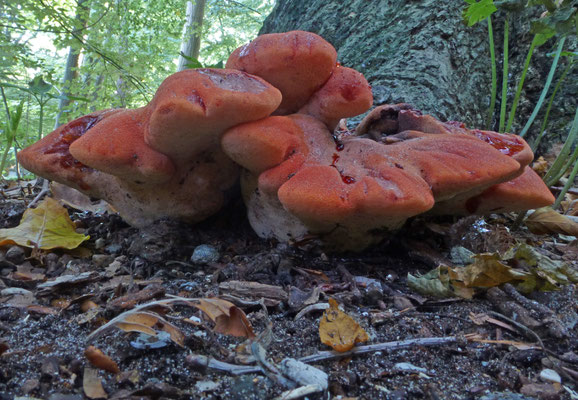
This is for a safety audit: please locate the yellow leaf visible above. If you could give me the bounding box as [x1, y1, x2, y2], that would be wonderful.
[319, 298, 369, 352]
[0, 197, 89, 250]
[525, 207, 578, 236]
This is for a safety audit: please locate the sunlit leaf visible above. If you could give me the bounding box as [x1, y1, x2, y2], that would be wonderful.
[319, 298, 369, 352]
[0, 197, 89, 250]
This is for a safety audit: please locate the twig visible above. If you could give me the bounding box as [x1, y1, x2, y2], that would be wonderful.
[299, 336, 458, 363]
[28, 178, 49, 208]
[186, 336, 459, 376]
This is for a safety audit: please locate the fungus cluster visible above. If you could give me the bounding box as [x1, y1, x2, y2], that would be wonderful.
[17, 30, 555, 251]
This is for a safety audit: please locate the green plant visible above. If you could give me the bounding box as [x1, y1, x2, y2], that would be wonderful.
[0, 89, 24, 178]
[462, 0, 576, 133]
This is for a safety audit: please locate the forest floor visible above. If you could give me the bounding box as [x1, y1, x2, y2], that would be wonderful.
[0, 180, 577, 400]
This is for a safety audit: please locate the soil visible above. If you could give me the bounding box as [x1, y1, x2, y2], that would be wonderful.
[0, 184, 577, 400]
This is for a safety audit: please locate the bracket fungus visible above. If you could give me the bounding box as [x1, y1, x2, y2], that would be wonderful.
[226, 30, 373, 131]
[356, 104, 554, 216]
[18, 69, 281, 226]
[17, 30, 555, 252]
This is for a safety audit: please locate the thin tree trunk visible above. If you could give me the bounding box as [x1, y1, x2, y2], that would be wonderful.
[54, 0, 90, 129]
[177, 0, 206, 71]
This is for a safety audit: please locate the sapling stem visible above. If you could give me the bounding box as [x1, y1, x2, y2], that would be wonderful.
[543, 106, 578, 187]
[506, 34, 539, 133]
[486, 17, 498, 129]
[531, 61, 574, 151]
[554, 154, 578, 209]
[519, 37, 566, 138]
[499, 18, 509, 133]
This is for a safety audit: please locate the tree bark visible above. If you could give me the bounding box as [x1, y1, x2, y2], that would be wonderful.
[260, 0, 577, 140]
[54, 0, 90, 129]
[177, 0, 206, 71]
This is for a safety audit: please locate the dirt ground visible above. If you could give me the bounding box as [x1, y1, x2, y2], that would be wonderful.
[0, 183, 577, 400]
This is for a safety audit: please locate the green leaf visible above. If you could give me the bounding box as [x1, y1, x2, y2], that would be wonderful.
[463, 0, 498, 26]
[28, 75, 52, 95]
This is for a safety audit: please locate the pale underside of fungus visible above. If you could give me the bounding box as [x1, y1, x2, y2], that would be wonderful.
[18, 31, 555, 251]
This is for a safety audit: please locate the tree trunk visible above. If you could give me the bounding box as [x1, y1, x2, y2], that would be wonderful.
[260, 0, 577, 140]
[177, 0, 206, 71]
[54, 0, 90, 128]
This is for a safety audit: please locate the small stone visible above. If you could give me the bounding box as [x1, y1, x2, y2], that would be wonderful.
[92, 254, 113, 268]
[450, 246, 475, 265]
[539, 369, 561, 384]
[94, 238, 106, 249]
[5, 246, 26, 264]
[195, 380, 219, 392]
[105, 243, 122, 254]
[190, 245, 219, 264]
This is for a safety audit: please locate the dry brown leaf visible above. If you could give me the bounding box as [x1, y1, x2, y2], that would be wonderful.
[27, 304, 59, 316]
[83, 367, 108, 399]
[85, 346, 120, 374]
[193, 298, 255, 338]
[531, 156, 549, 177]
[471, 338, 541, 351]
[115, 311, 185, 347]
[81, 300, 99, 312]
[319, 298, 369, 352]
[0, 341, 8, 356]
[51, 182, 111, 214]
[526, 207, 578, 236]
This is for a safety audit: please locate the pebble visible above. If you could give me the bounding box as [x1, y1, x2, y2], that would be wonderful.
[5, 246, 25, 264]
[92, 254, 113, 268]
[539, 368, 561, 384]
[190, 245, 220, 264]
[195, 380, 219, 392]
[105, 243, 122, 254]
[94, 238, 106, 249]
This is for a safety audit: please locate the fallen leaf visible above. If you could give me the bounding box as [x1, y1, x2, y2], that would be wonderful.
[526, 207, 578, 237]
[408, 243, 577, 298]
[114, 311, 185, 347]
[193, 298, 255, 338]
[0, 197, 89, 250]
[460, 254, 530, 287]
[0, 341, 8, 356]
[51, 182, 111, 214]
[319, 298, 369, 352]
[83, 367, 108, 399]
[85, 346, 120, 374]
[508, 244, 578, 293]
[407, 266, 474, 299]
[532, 156, 549, 177]
[470, 338, 541, 351]
[27, 304, 59, 316]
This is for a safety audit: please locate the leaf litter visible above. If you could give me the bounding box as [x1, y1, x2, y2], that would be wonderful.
[0, 190, 577, 398]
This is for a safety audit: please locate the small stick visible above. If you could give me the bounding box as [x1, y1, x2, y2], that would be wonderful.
[28, 178, 49, 208]
[186, 336, 459, 375]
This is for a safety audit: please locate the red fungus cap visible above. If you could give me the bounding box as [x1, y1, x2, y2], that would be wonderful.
[226, 31, 337, 115]
[222, 113, 528, 250]
[18, 69, 282, 227]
